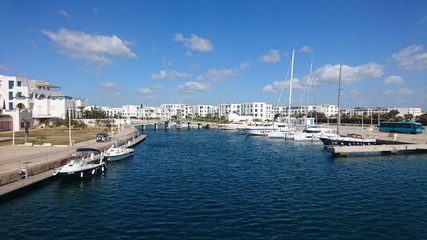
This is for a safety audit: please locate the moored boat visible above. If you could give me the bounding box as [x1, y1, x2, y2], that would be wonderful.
[52, 148, 106, 178]
[217, 122, 248, 131]
[293, 126, 338, 142]
[319, 133, 376, 146]
[104, 146, 135, 161]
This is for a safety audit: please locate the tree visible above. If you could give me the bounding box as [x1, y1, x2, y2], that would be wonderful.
[386, 110, 399, 120]
[404, 113, 414, 121]
[23, 119, 30, 143]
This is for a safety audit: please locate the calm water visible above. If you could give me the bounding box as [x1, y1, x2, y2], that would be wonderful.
[1, 126, 427, 239]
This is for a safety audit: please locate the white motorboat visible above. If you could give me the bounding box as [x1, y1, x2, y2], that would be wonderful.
[52, 148, 106, 178]
[242, 123, 274, 136]
[318, 65, 376, 146]
[293, 126, 338, 142]
[319, 133, 376, 146]
[267, 124, 294, 139]
[104, 146, 135, 161]
[217, 122, 248, 131]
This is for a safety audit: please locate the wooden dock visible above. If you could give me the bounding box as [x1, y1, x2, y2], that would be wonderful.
[327, 144, 427, 157]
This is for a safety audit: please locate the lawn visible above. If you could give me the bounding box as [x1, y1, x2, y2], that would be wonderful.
[0, 127, 112, 146]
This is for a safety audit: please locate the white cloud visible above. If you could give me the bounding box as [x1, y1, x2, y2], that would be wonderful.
[384, 88, 414, 96]
[57, 10, 71, 19]
[299, 45, 313, 53]
[137, 87, 154, 95]
[197, 63, 248, 83]
[262, 79, 304, 94]
[259, 49, 280, 63]
[151, 70, 189, 80]
[419, 16, 427, 24]
[176, 81, 211, 94]
[240, 62, 250, 70]
[174, 33, 214, 52]
[391, 45, 427, 71]
[137, 84, 163, 97]
[42, 28, 136, 67]
[313, 63, 383, 84]
[97, 82, 123, 98]
[0, 65, 9, 70]
[384, 75, 404, 85]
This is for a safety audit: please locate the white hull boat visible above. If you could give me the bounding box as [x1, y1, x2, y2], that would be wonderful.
[319, 133, 376, 146]
[293, 126, 338, 142]
[105, 146, 135, 161]
[217, 122, 248, 131]
[52, 148, 106, 179]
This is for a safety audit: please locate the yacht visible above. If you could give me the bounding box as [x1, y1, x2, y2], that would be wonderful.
[293, 126, 338, 142]
[319, 133, 376, 146]
[217, 122, 248, 131]
[242, 122, 275, 136]
[53, 148, 106, 178]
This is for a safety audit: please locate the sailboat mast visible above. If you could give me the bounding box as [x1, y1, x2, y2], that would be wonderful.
[306, 61, 313, 119]
[288, 50, 295, 123]
[337, 64, 342, 135]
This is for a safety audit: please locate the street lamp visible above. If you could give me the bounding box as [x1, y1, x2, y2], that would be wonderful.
[68, 103, 72, 147]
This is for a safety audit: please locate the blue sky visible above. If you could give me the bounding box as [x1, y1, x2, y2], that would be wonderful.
[1, 0, 426, 110]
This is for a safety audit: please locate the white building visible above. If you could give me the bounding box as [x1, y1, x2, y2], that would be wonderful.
[241, 102, 273, 122]
[395, 108, 422, 117]
[314, 104, 339, 117]
[217, 103, 241, 118]
[122, 105, 141, 119]
[192, 105, 214, 118]
[140, 106, 161, 119]
[0, 75, 88, 130]
[160, 104, 187, 120]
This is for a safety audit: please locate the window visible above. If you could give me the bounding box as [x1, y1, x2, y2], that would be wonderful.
[9, 102, 13, 110]
[9, 92, 13, 100]
[8, 80, 14, 89]
[17, 81, 22, 87]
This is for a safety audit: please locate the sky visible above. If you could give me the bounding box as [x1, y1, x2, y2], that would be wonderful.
[1, 0, 426, 111]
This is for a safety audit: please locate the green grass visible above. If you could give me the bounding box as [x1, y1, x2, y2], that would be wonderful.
[0, 127, 112, 146]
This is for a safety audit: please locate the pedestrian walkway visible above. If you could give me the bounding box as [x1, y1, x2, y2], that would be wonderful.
[0, 127, 140, 185]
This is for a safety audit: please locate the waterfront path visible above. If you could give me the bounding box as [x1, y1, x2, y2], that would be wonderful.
[0, 127, 143, 187]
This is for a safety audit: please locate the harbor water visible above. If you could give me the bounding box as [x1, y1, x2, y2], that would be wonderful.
[1, 126, 427, 239]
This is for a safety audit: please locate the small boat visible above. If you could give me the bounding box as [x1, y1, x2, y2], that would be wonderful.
[104, 146, 135, 161]
[293, 126, 338, 142]
[242, 123, 275, 136]
[217, 122, 248, 131]
[53, 148, 106, 178]
[317, 65, 375, 147]
[319, 133, 376, 146]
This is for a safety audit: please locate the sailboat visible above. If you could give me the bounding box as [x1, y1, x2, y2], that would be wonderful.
[267, 50, 296, 138]
[293, 62, 338, 142]
[318, 64, 376, 146]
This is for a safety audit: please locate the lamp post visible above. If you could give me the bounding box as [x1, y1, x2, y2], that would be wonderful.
[68, 104, 72, 147]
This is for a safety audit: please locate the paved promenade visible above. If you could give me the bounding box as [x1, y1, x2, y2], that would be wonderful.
[0, 127, 140, 184]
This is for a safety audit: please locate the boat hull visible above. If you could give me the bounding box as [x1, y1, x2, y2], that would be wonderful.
[107, 151, 134, 161]
[54, 163, 107, 179]
[319, 137, 376, 146]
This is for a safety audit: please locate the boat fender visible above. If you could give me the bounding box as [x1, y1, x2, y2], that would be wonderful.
[80, 172, 83, 178]
[102, 166, 105, 172]
[92, 169, 96, 175]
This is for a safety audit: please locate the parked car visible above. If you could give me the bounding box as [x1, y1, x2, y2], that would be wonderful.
[96, 133, 111, 142]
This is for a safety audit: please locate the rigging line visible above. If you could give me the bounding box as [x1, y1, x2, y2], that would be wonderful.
[276, 59, 292, 109]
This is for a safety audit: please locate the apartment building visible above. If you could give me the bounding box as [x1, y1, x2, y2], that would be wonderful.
[241, 102, 273, 122]
[217, 103, 241, 118]
[0, 75, 88, 131]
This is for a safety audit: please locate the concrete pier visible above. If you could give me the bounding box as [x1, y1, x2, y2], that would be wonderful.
[327, 144, 427, 157]
[0, 127, 146, 201]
